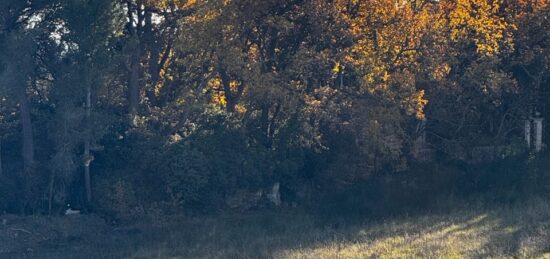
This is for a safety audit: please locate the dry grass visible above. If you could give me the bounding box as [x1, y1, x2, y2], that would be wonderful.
[2, 198, 550, 258]
[278, 202, 550, 259]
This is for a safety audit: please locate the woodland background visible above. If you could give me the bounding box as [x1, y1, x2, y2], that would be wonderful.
[0, 0, 550, 222]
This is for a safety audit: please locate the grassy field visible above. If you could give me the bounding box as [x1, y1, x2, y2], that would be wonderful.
[1, 198, 550, 258]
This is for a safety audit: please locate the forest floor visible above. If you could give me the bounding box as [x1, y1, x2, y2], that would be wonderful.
[1, 198, 550, 258]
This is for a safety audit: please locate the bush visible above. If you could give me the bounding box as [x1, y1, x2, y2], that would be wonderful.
[94, 177, 144, 222]
[314, 151, 550, 220]
[159, 142, 217, 210]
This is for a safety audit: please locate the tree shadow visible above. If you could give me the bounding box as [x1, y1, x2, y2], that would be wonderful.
[123, 205, 548, 258]
[2, 201, 550, 258]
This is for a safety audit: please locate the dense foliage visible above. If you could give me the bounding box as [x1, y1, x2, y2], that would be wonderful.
[0, 0, 549, 218]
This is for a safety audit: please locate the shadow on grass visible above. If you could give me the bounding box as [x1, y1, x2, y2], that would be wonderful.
[2, 200, 550, 258]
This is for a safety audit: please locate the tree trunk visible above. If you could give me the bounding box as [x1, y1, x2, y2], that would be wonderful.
[129, 51, 140, 124]
[219, 66, 236, 113]
[84, 85, 93, 204]
[126, 1, 141, 124]
[48, 170, 55, 214]
[147, 43, 172, 106]
[0, 139, 3, 177]
[84, 142, 92, 203]
[18, 86, 34, 175]
[18, 85, 34, 214]
[260, 105, 270, 146]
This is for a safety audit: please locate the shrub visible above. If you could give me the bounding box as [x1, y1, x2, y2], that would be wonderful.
[94, 177, 144, 222]
[159, 143, 215, 210]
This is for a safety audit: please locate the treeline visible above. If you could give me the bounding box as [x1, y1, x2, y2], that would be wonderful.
[0, 0, 549, 218]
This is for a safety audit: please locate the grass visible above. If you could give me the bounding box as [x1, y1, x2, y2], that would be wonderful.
[1, 198, 550, 258]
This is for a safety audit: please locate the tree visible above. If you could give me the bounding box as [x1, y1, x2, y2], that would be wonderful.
[0, 1, 49, 210]
[120, 0, 196, 124]
[44, 0, 121, 208]
[421, 0, 528, 158]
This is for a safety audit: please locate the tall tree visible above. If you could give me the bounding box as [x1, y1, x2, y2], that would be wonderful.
[44, 0, 121, 207]
[0, 1, 46, 208]
[121, 0, 196, 124]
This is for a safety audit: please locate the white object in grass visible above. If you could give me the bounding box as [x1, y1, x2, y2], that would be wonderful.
[64, 204, 80, 215]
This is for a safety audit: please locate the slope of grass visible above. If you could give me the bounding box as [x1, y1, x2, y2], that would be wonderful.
[1, 198, 550, 258]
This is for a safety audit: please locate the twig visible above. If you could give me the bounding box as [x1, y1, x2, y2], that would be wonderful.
[8, 228, 32, 235]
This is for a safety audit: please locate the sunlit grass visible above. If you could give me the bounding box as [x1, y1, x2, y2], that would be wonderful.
[2, 198, 550, 258]
[278, 201, 550, 259]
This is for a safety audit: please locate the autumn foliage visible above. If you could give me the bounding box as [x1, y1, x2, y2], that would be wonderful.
[0, 0, 549, 216]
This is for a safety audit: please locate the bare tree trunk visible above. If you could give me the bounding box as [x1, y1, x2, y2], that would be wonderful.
[18, 86, 34, 175]
[48, 170, 54, 214]
[126, 1, 142, 125]
[129, 51, 140, 124]
[18, 85, 34, 214]
[84, 86, 93, 204]
[260, 105, 270, 146]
